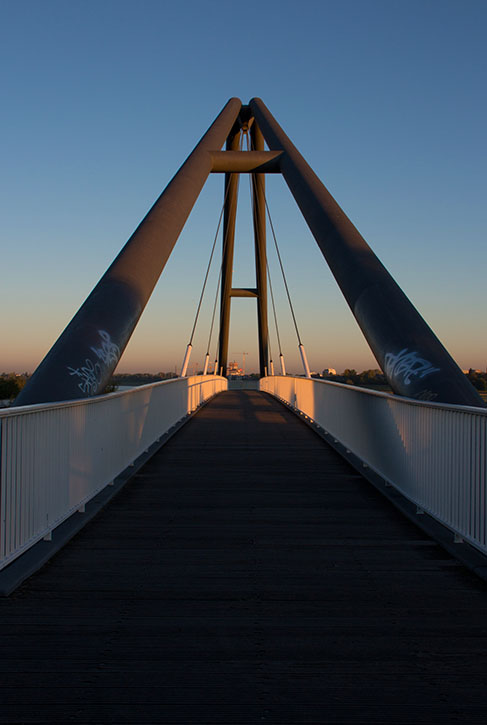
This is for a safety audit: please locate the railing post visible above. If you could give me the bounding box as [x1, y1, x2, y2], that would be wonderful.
[1, 376, 229, 573]
[299, 344, 311, 378]
[180, 344, 192, 378]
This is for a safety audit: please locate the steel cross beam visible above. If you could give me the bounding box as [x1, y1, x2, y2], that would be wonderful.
[210, 151, 282, 173]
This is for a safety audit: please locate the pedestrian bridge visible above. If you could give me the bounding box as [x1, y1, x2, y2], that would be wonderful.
[1, 96, 486, 719]
[4, 96, 484, 577]
[1, 375, 486, 579]
[1, 381, 486, 722]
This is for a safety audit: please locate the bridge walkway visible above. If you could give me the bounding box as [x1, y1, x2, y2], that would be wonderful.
[1, 390, 486, 723]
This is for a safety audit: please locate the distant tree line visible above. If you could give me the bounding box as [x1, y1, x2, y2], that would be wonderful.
[316, 368, 487, 394]
[0, 373, 29, 400]
[2, 367, 485, 402]
[466, 369, 487, 391]
[317, 368, 390, 390]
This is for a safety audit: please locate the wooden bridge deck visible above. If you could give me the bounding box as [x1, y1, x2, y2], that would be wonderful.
[1, 390, 486, 723]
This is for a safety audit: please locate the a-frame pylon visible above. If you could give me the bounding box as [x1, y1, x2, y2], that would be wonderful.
[16, 98, 482, 408]
[217, 109, 270, 379]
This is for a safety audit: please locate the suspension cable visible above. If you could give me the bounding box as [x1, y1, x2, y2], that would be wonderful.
[267, 261, 282, 356]
[264, 196, 303, 346]
[206, 267, 222, 355]
[246, 131, 309, 376]
[187, 178, 233, 347]
[181, 140, 244, 377]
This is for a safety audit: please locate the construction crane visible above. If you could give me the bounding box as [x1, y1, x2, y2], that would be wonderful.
[232, 352, 249, 375]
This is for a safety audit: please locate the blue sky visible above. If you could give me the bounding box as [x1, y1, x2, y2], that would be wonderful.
[1, 0, 486, 375]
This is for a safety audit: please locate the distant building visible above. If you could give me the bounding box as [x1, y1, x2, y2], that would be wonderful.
[227, 361, 243, 376]
[323, 368, 337, 376]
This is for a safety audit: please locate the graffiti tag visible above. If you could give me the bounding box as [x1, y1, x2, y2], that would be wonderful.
[67, 358, 102, 395]
[384, 348, 440, 386]
[67, 330, 120, 395]
[90, 329, 120, 365]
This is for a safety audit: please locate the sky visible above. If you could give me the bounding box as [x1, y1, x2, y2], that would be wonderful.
[1, 0, 486, 376]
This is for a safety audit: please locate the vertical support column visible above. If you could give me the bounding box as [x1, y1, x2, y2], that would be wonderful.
[251, 122, 269, 378]
[218, 127, 240, 377]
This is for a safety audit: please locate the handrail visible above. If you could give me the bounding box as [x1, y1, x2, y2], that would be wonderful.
[0, 375, 227, 570]
[1, 375, 186, 417]
[260, 375, 487, 555]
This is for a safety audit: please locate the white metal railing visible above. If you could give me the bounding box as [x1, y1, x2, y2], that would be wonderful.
[260, 375, 487, 555]
[0, 375, 227, 570]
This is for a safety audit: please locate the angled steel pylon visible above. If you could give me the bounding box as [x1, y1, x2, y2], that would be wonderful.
[16, 98, 482, 407]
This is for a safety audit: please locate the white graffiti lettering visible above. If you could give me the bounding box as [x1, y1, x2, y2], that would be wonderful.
[66, 330, 120, 394]
[67, 359, 102, 395]
[90, 330, 120, 366]
[384, 348, 440, 386]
